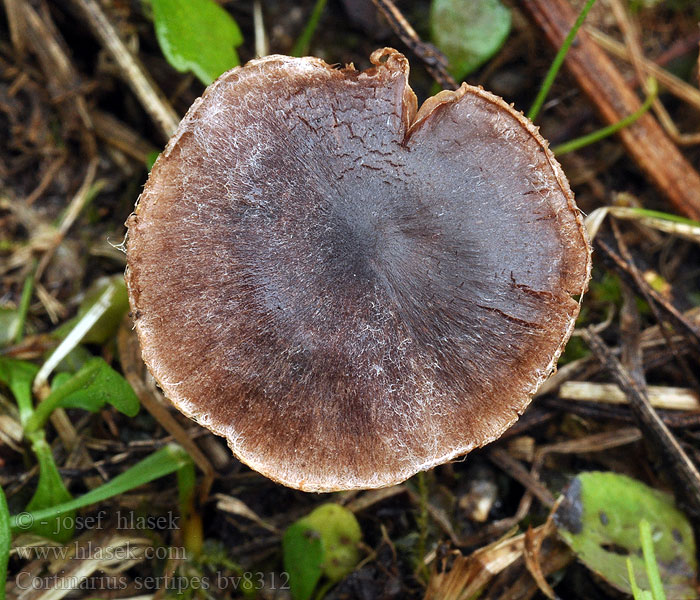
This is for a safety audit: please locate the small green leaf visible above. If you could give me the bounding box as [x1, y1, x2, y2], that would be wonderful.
[26, 358, 139, 433]
[430, 0, 511, 81]
[555, 472, 697, 599]
[52, 358, 139, 416]
[150, 0, 243, 85]
[25, 436, 74, 542]
[283, 521, 325, 600]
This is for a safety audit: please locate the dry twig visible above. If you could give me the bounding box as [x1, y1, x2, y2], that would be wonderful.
[370, 0, 457, 90]
[582, 328, 700, 521]
[522, 0, 700, 219]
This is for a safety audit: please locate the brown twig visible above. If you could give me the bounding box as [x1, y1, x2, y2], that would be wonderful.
[582, 328, 700, 521]
[609, 0, 700, 145]
[90, 109, 158, 164]
[68, 0, 180, 139]
[370, 0, 457, 90]
[487, 447, 555, 508]
[609, 219, 700, 392]
[594, 233, 700, 356]
[586, 27, 700, 117]
[521, 0, 700, 219]
[543, 396, 700, 429]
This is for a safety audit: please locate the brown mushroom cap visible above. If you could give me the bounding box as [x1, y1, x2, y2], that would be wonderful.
[125, 48, 591, 492]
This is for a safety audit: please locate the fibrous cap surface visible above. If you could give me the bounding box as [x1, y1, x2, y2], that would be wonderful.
[125, 48, 591, 492]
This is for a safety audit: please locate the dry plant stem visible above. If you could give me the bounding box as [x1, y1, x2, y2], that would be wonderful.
[586, 28, 700, 116]
[609, 0, 700, 145]
[533, 428, 643, 468]
[521, 0, 700, 220]
[405, 486, 463, 548]
[487, 447, 555, 508]
[35, 157, 99, 283]
[344, 486, 406, 514]
[559, 381, 700, 411]
[370, 0, 457, 90]
[19, 0, 95, 159]
[424, 523, 560, 600]
[253, 0, 268, 58]
[25, 152, 67, 206]
[3, 0, 26, 54]
[117, 319, 215, 502]
[69, 0, 179, 139]
[523, 522, 557, 600]
[582, 328, 700, 521]
[90, 110, 158, 164]
[546, 395, 700, 429]
[611, 218, 700, 391]
[7, 526, 151, 599]
[481, 531, 572, 600]
[595, 235, 700, 357]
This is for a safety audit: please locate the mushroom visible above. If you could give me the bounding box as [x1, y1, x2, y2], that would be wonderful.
[125, 48, 591, 492]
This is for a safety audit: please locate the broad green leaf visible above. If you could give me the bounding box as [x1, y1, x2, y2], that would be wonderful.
[54, 276, 129, 345]
[0, 358, 39, 424]
[24, 436, 74, 542]
[303, 503, 362, 581]
[283, 522, 324, 600]
[430, 0, 511, 81]
[555, 472, 696, 599]
[150, 0, 243, 85]
[52, 358, 139, 416]
[283, 503, 362, 600]
[27, 358, 139, 433]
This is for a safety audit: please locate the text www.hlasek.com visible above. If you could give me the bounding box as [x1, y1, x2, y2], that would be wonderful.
[14, 540, 185, 561]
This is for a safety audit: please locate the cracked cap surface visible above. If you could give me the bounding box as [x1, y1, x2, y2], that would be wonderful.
[125, 48, 591, 492]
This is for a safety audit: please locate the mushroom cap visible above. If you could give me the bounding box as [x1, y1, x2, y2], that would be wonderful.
[125, 48, 591, 492]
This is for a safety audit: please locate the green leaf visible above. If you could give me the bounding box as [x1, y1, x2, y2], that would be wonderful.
[26, 358, 139, 433]
[430, 0, 511, 81]
[305, 503, 362, 581]
[11, 444, 191, 532]
[0, 486, 10, 599]
[24, 436, 74, 542]
[283, 503, 362, 600]
[0, 358, 39, 425]
[283, 522, 324, 600]
[53, 358, 139, 416]
[150, 0, 243, 85]
[54, 276, 129, 345]
[555, 472, 697, 599]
